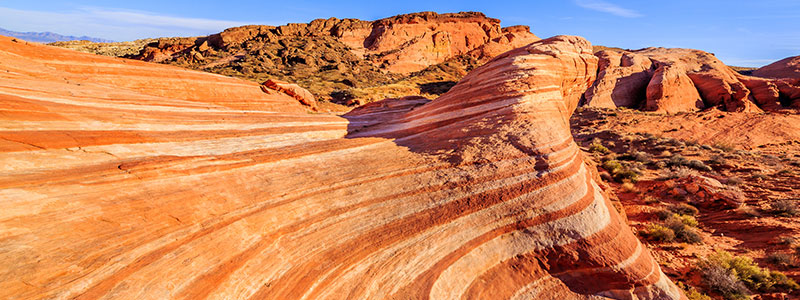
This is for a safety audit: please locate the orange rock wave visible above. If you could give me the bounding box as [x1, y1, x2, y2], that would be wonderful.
[0, 35, 683, 299]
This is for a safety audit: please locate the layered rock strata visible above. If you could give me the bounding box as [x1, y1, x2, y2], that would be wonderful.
[0, 35, 681, 299]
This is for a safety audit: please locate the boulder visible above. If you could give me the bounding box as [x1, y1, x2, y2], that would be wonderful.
[262, 79, 317, 109]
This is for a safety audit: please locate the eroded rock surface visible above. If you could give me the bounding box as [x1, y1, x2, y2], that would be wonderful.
[583, 48, 800, 113]
[0, 35, 682, 299]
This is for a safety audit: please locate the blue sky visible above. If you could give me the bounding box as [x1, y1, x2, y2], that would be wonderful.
[0, 0, 798, 67]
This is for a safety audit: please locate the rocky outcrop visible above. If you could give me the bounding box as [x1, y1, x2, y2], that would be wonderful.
[0, 35, 682, 299]
[664, 175, 745, 209]
[583, 48, 800, 113]
[752, 55, 800, 79]
[123, 12, 539, 105]
[261, 79, 317, 109]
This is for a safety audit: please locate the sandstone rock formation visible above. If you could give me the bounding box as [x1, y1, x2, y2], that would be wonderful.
[0, 35, 682, 299]
[262, 79, 317, 109]
[664, 175, 745, 209]
[583, 48, 800, 113]
[752, 55, 800, 79]
[124, 12, 539, 105]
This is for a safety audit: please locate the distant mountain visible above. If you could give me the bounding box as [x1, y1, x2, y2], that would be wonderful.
[0, 27, 114, 43]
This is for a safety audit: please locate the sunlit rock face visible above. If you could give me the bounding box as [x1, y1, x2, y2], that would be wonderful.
[0, 35, 682, 299]
[753, 55, 800, 79]
[584, 48, 800, 113]
[136, 12, 540, 74]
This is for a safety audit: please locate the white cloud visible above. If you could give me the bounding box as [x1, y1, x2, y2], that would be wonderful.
[0, 6, 260, 41]
[575, 0, 643, 18]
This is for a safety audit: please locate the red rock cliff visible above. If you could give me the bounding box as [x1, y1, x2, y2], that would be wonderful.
[583, 48, 800, 113]
[0, 35, 682, 299]
[137, 11, 540, 74]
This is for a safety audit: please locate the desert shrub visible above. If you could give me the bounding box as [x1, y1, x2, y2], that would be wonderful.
[677, 282, 712, 300]
[602, 160, 623, 173]
[687, 159, 713, 171]
[701, 262, 750, 300]
[670, 203, 699, 216]
[642, 224, 675, 242]
[652, 160, 668, 169]
[677, 214, 699, 227]
[659, 167, 694, 180]
[613, 169, 640, 182]
[620, 150, 652, 163]
[664, 217, 703, 244]
[686, 139, 699, 146]
[664, 138, 686, 148]
[714, 142, 735, 152]
[601, 160, 640, 183]
[589, 141, 610, 154]
[685, 288, 712, 300]
[772, 200, 799, 217]
[621, 182, 637, 192]
[643, 195, 659, 204]
[766, 252, 795, 269]
[701, 251, 799, 296]
[751, 173, 769, 181]
[707, 155, 726, 165]
[659, 150, 673, 157]
[655, 209, 674, 220]
[668, 154, 689, 167]
[723, 176, 743, 186]
[777, 169, 794, 176]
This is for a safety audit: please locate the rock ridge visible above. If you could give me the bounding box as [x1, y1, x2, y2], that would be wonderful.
[0, 35, 683, 299]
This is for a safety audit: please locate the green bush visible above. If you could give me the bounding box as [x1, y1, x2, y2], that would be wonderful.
[642, 224, 675, 242]
[701, 251, 799, 298]
[613, 169, 640, 183]
[589, 142, 610, 154]
[602, 160, 623, 173]
[677, 282, 712, 300]
[677, 214, 699, 227]
[601, 160, 640, 183]
[670, 203, 699, 216]
[664, 217, 703, 244]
